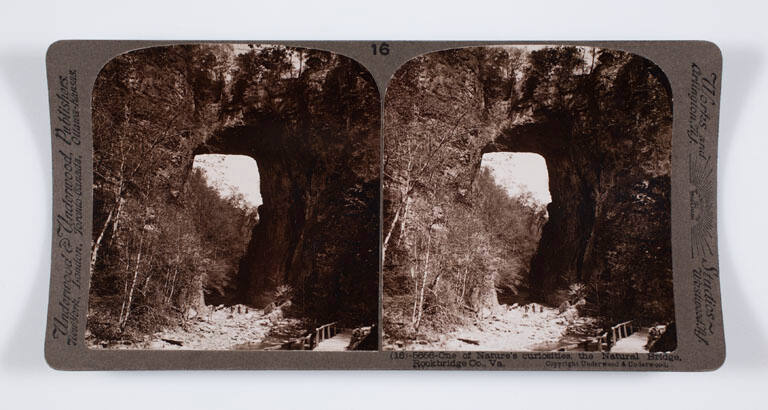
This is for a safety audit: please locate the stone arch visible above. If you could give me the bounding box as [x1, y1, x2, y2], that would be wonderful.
[479, 119, 598, 299]
[186, 58, 381, 326]
[91, 43, 380, 328]
[193, 118, 305, 307]
[474, 56, 673, 315]
[459, 49, 672, 318]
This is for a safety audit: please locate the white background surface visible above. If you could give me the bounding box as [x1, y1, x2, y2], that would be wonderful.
[1, 1, 767, 409]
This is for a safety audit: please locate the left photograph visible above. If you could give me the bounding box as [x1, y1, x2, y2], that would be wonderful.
[86, 44, 380, 351]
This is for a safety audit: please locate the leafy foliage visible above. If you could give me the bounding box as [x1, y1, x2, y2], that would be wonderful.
[383, 45, 675, 343]
[88, 43, 380, 343]
[383, 158, 546, 338]
[89, 165, 256, 341]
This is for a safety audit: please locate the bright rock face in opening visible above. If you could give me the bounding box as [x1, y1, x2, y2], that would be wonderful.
[92, 44, 380, 328]
[193, 154, 262, 209]
[480, 152, 551, 208]
[384, 46, 674, 325]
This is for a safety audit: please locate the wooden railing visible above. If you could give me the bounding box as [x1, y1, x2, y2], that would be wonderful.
[595, 332, 609, 352]
[294, 333, 314, 350]
[266, 321, 340, 351]
[314, 321, 339, 347]
[612, 320, 634, 343]
[594, 320, 634, 352]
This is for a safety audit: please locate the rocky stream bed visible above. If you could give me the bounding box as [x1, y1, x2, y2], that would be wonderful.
[385, 303, 600, 351]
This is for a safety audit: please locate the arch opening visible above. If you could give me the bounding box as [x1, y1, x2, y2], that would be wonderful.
[192, 154, 263, 210]
[190, 154, 262, 306]
[477, 152, 551, 306]
[382, 44, 675, 352]
[192, 123, 306, 310]
[86, 43, 381, 350]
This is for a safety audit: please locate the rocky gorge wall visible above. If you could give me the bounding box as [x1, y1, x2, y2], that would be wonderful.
[497, 50, 674, 325]
[384, 47, 674, 326]
[92, 44, 380, 327]
[93, 44, 676, 336]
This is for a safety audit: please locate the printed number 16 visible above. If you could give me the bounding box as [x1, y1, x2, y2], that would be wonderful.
[371, 43, 390, 56]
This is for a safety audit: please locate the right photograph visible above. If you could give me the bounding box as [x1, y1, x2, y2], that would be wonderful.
[382, 45, 677, 352]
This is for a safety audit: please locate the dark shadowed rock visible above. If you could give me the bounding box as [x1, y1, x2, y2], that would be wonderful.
[92, 45, 380, 327]
[384, 46, 674, 328]
[649, 322, 677, 352]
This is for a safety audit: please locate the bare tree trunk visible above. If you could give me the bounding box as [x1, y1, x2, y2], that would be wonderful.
[414, 260, 428, 331]
[410, 267, 418, 325]
[111, 196, 124, 241]
[383, 156, 412, 263]
[140, 256, 155, 296]
[162, 267, 171, 297]
[118, 279, 128, 327]
[382, 202, 402, 263]
[90, 208, 113, 272]
[397, 198, 410, 245]
[166, 265, 178, 305]
[116, 246, 133, 327]
[91, 172, 125, 271]
[165, 239, 181, 305]
[119, 232, 144, 330]
[413, 231, 431, 331]
[460, 267, 468, 302]
[298, 50, 303, 77]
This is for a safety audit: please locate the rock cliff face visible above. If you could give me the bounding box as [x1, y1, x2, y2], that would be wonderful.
[195, 60, 381, 325]
[384, 47, 674, 325]
[486, 52, 673, 309]
[93, 44, 379, 326]
[497, 51, 674, 325]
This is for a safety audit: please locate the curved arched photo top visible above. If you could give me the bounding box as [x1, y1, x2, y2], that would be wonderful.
[382, 45, 675, 353]
[88, 44, 381, 351]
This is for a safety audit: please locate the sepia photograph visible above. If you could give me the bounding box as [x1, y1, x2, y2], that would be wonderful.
[86, 44, 380, 351]
[382, 45, 676, 352]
